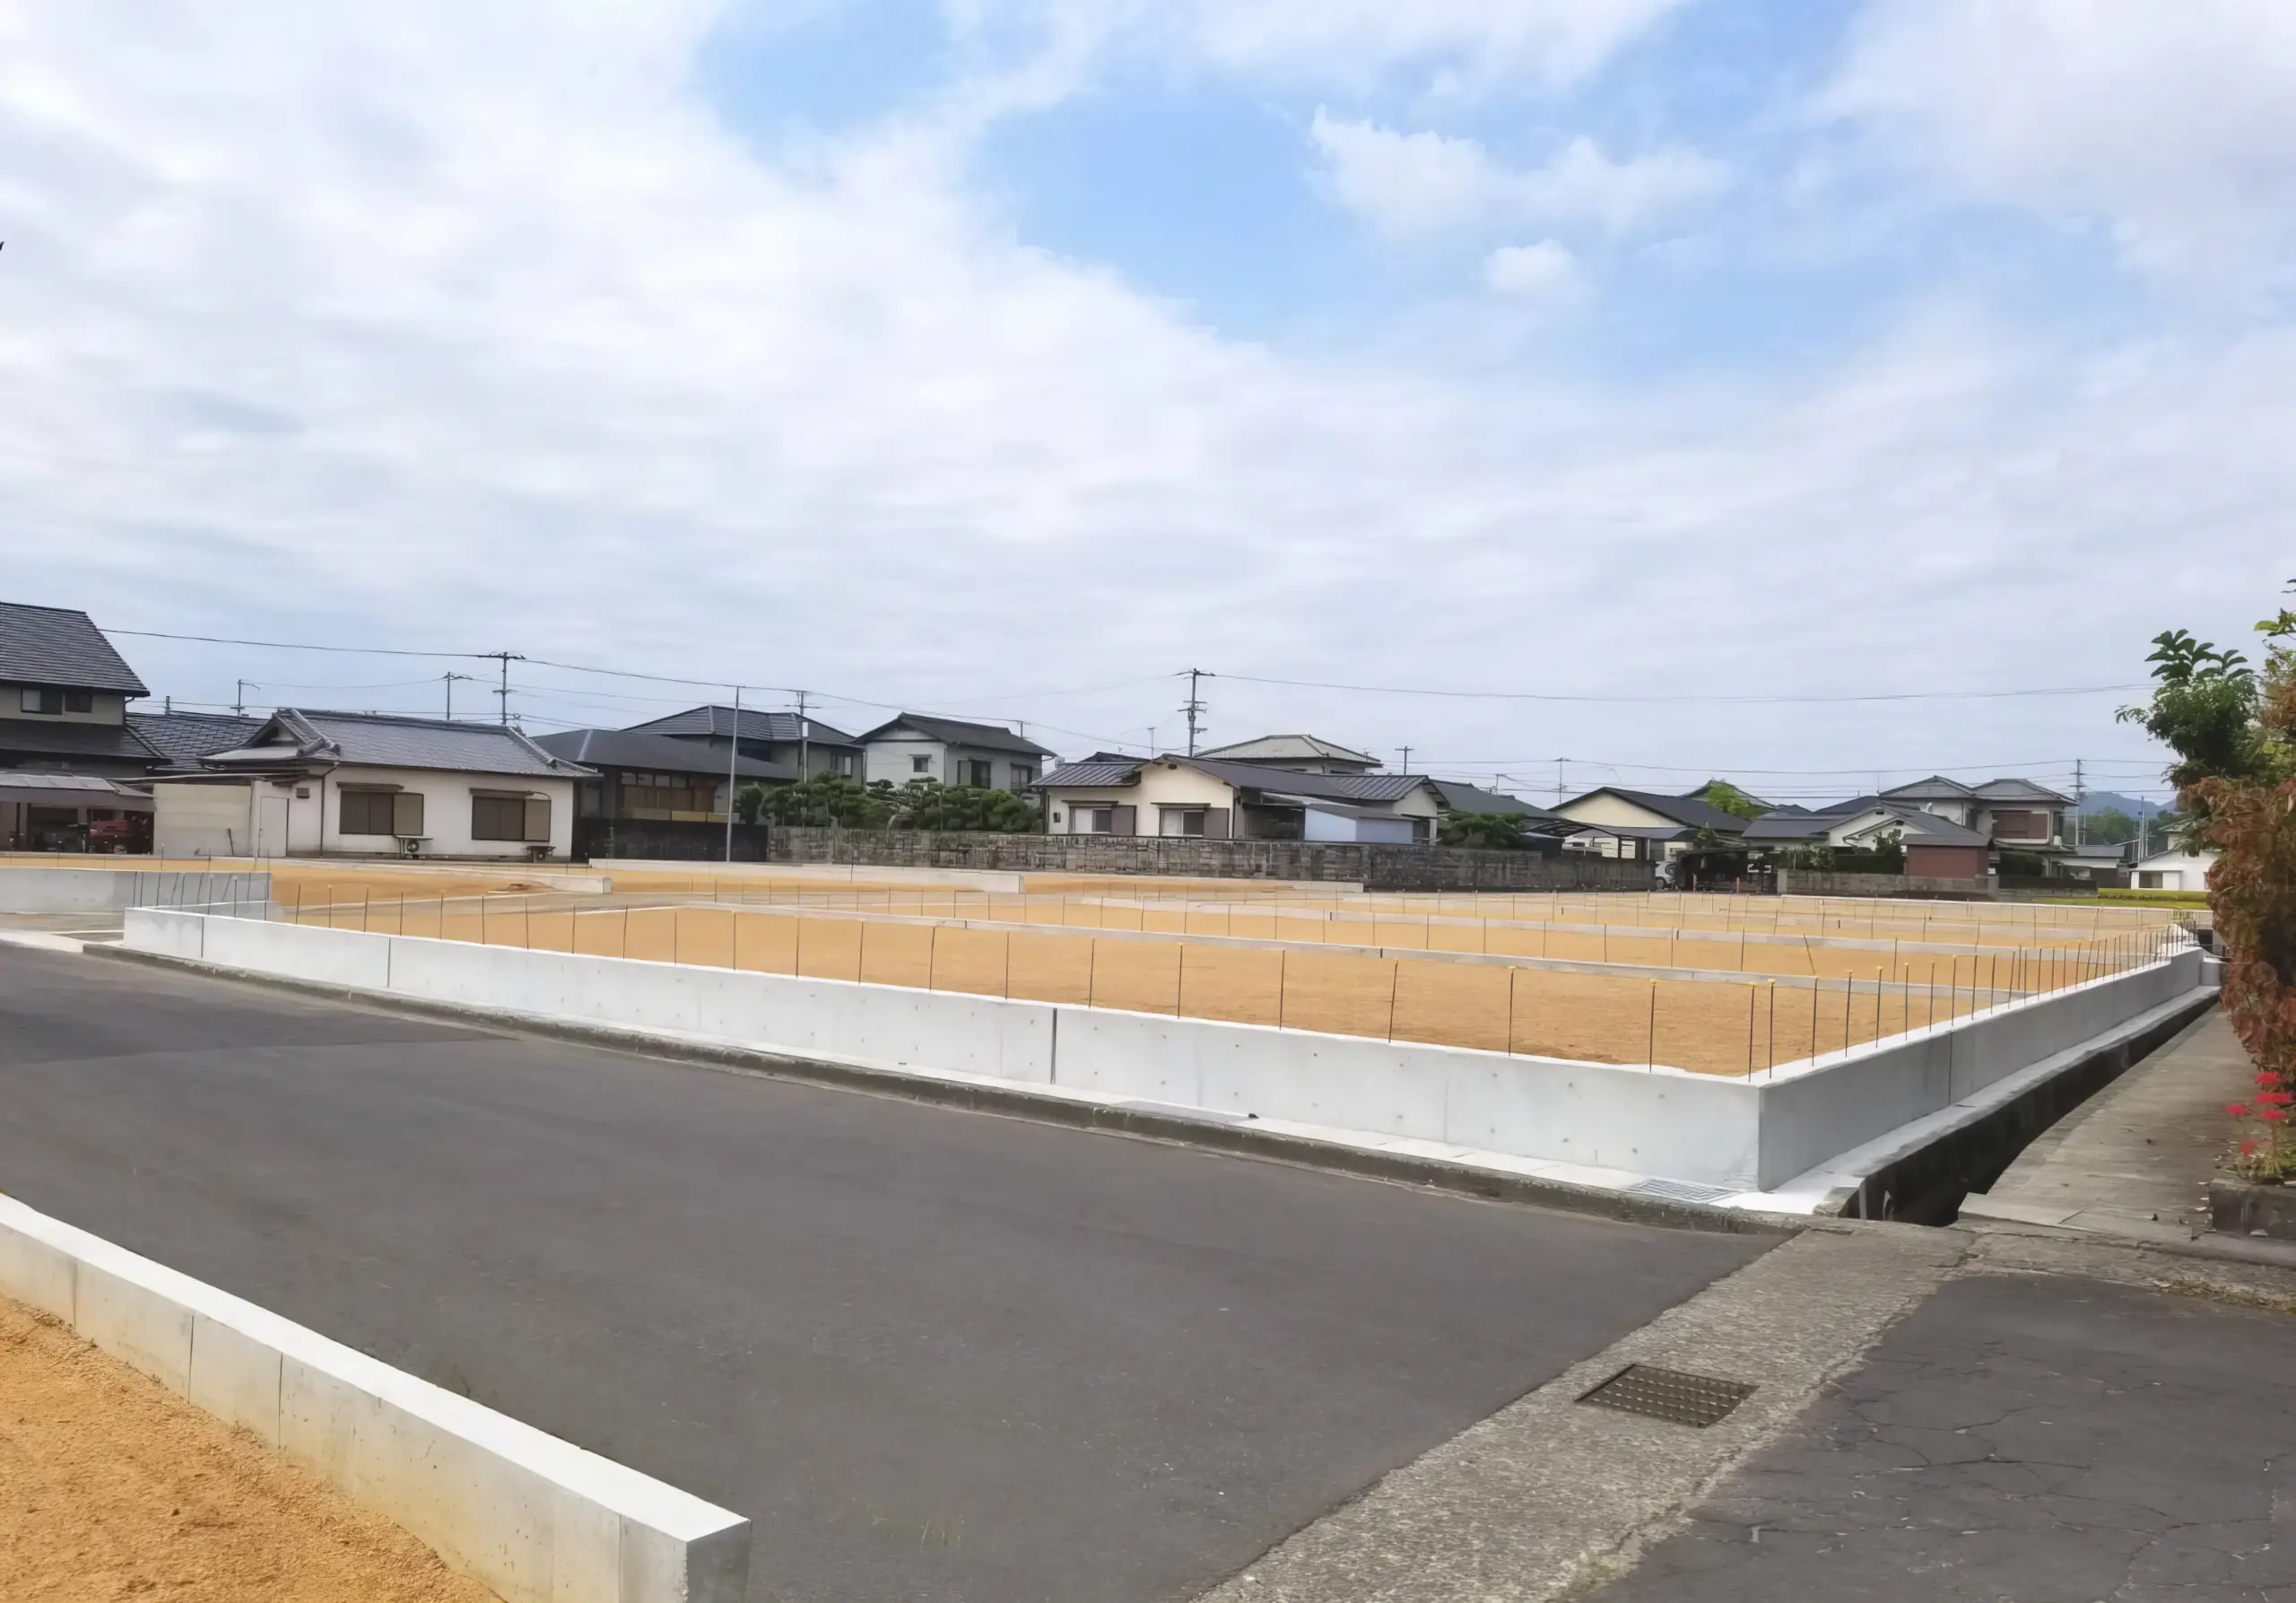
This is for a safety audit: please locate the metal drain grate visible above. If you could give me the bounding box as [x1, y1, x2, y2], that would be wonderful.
[1625, 1178, 1738, 1205]
[1579, 1363, 1754, 1428]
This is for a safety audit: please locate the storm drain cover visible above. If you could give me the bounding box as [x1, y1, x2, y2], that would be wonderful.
[1626, 1178, 1737, 1205]
[1579, 1363, 1754, 1428]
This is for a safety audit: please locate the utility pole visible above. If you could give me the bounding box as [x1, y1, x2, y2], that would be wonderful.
[726, 684, 741, 864]
[1398, 745, 1413, 773]
[794, 690, 809, 780]
[1554, 758, 1566, 806]
[2073, 758, 2084, 846]
[233, 679, 249, 717]
[442, 672, 474, 720]
[1181, 668, 1207, 757]
[482, 652, 524, 726]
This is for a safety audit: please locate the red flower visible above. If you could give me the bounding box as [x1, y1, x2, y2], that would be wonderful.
[2242, 1140, 2261, 1154]
[2262, 1108, 2289, 1123]
[2258, 1073, 2285, 1086]
[2229, 1103, 2252, 1118]
[2260, 1091, 2294, 1106]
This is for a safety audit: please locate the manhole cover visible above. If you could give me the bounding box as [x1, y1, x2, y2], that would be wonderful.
[1579, 1363, 1754, 1428]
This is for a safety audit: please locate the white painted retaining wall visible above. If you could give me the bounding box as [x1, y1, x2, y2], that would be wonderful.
[118, 910, 2205, 1193]
[590, 858, 1027, 893]
[0, 866, 268, 913]
[0, 1193, 747, 1603]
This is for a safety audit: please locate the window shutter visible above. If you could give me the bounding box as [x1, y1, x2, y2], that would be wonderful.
[392, 791, 425, 837]
[1205, 807, 1231, 839]
[523, 797, 552, 843]
[1112, 805, 1136, 837]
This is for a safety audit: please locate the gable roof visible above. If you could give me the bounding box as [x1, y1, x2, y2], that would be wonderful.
[1972, 777, 2073, 805]
[1035, 754, 1436, 806]
[1424, 779, 1561, 820]
[534, 727, 796, 781]
[1195, 734, 1379, 768]
[1880, 775, 1976, 802]
[1831, 805, 1992, 849]
[857, 713, 1056, 758]
[1560, 786, 1748, 832]
[624, 705, 861, 748]
[126, 711, 265, 767]
[207, 710, 593, 778]
[0, 719, 160, 765]
[0, 602, 149, 695]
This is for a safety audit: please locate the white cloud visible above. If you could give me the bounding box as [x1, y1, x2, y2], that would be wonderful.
[1823, 0, 2296, 285]
[1483, 240, 1579, 298]
[1309, 113, 1728, 241]
[950, 0, 1690, 92]
[0, 1, 2285, 780]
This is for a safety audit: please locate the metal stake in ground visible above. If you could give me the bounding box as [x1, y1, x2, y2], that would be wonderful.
[1648, 980, 1658, 1070]
[1387, 960, 1400, 1041]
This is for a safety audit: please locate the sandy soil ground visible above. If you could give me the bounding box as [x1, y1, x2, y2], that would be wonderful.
[0, 1295, 497, 1603]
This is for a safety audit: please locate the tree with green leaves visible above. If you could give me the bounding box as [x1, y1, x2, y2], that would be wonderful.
[1439, 812, 1535, 850]
[2125, 583, 2296, 1175]
[1693, 780, 1767, 821]
[2083, 806, 2140, 846]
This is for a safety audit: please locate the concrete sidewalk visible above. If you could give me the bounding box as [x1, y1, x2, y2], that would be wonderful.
[1959, 1006, 2247, 1242]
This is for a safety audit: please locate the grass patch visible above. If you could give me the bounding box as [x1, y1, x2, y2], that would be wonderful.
[2099, 888, 2210, 907]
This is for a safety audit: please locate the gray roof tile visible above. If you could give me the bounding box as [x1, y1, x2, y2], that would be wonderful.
[212, 710, 594, 777]
[858, 713, 1056, 758]
[0, 603, 149, 695]
[625, 705, 861, 747]
[535, 727, 795, 781]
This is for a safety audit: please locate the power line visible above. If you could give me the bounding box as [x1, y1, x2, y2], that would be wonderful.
[1209, 671, 2144, 705]
[107, 627, 482, 659]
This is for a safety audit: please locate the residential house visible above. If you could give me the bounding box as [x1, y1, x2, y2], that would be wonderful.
[1552, 787, 1749, 862]
[1741, 801, 1993, 879]
[1192, 735, 1382, 775]
[1876, 776, 2070, 849]
[0, 601, 155, 778]
[1035, 753, 1448, 841]
[155, 710, 594, 859]
[128, 710, 265, 771]
[622, 705, 865, 780]
[533, 727, 796, 824]
[2130, 846, 2216, 892]
[858, 713, 1057, 792]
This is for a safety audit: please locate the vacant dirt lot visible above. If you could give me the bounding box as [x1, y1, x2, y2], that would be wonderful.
[0, 1295, 496, 1603]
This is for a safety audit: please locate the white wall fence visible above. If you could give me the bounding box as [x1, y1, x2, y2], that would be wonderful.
[123, 908, 2205, 1193]
[0, 867, 270, 914]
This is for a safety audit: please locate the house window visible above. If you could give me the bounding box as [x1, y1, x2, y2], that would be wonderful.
[910, 754, 932, 774]
[1009, 763, 1036, 788]
[341, 789, 422, 837]
[1079, 806, 1114, 834]
[618, 771, 712, 813]
[65, 690, 92, 713]
[834, 753, 857, 777]
[961, 759, 996, 788]
[1160, 807, 1206, 838]
[20, 688, 62, 716]
[473, 794, 551, 842]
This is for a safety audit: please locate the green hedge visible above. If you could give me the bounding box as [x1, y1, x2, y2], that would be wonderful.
[2097, 887, 2209, 907]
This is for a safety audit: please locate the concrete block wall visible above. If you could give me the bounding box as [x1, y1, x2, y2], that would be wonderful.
[0, 1193, 749, 1603]
[0, 866, 269, 913]
[760, 828, 1655, 892]
[1774, 870, 1995, 898]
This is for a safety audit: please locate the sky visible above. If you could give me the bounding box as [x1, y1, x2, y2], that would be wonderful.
[4, 1, 2294, 807]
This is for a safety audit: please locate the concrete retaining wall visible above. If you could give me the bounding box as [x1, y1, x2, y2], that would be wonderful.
[118, 910, 2205, 1195]
[590, 858, 1028, 893]
[1774, 871, 1994, 898]
[1755, 945, 2205, 1189]
[0, 867, 269, 913]
[0, 1193, 748, 1603]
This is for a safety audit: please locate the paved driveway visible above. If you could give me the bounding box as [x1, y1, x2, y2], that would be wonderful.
[0, 946, 1769, 1602]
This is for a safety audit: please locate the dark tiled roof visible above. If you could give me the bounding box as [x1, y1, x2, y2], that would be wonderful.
[1196, 734, 1380, 767]
[624, 705, 861, 747]
[1881, 775, 1976, 802]
[0, 602, 149, 695]
[1742, 811, 1831, 841]
[535, 727, 795, 781]
[858, 713, 1057, 758]
[126, 711, 264, 765]
[1972, 777, 2073, 805]
[1562, 787, 1748, 832]
[211, 710, 594, 778]
[1184, 757, 1428, 803]
[1425, 779, 1560, 820]
[1038, 758, 1147, 788]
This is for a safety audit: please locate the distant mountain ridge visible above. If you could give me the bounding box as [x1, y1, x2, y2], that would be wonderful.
[2077, 790, 2170, 818]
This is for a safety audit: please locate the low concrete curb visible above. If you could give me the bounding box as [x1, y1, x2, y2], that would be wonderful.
[0, 1193, 749, 1603]
[87, 941, 1793, 1240]
[2210, 1174, 2296, 1241]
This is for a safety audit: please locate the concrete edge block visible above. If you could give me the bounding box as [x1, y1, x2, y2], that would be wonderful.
[0, 1196, 749, 1603]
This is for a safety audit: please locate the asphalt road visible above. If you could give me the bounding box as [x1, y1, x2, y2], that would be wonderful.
[1586, 1270, 2296, 1602]
[0, 946, 1768, 1603]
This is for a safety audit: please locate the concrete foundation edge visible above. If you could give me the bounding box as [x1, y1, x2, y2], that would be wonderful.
[0, 1193, 750, 1603]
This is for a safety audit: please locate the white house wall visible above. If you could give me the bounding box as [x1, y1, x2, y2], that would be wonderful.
[1044, 762, 1236, 835]
[1558, 794, 1683, 832]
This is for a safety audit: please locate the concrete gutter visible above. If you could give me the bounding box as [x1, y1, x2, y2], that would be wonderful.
[87, 941, 1791, 1240]
[0, 1191, 748, 1603]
